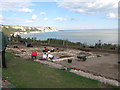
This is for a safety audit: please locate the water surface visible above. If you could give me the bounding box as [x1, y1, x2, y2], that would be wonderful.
[21, 29, 118, 45]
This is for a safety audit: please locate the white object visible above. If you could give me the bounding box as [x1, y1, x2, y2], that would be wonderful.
[48, 54, 53, 58]
[42, 54, 47, 59]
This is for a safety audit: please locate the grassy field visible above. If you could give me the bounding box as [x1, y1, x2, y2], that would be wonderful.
[2, 52, 118, 88]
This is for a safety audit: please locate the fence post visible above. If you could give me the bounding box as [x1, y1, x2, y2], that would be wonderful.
[63, 40, 65, 46]
[48, 38, 50, 44]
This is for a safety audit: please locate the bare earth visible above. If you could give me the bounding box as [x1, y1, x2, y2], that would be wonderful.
[6, 45, 119, 81]
[56, 52, 118, 80]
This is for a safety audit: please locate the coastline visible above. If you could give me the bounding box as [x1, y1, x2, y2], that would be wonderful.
[0, 24, 59, 36]
[13, 29, 59, 36]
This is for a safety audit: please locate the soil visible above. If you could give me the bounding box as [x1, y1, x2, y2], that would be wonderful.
[6, 44, 119, 81]
[56, 52, 118, 80]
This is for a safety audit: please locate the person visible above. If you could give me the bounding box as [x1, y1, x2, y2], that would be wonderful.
[56, 48, 59, 52]
[0, 31, 8, 68]
[24, 41, 28, 47]
[42, 53, 47, 60]
[50, 48, 55, 52]
[27, 43, 33, 47]
[43, 47, 49, 52]
[31, 51, 38, 60]
[47, 53, 54, 60]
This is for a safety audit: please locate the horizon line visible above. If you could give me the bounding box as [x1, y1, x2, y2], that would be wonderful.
[0, 24, 117, 30]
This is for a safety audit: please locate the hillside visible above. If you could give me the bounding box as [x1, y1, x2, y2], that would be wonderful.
[0, 25, 58, 36]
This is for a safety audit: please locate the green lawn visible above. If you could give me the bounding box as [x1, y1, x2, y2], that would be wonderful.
[2, 52, 118, 88]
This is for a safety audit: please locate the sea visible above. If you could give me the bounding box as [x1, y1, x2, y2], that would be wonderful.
[20, 29, 118, 45]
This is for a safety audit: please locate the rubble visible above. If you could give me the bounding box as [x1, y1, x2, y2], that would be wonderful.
[70, 70, 119, 86]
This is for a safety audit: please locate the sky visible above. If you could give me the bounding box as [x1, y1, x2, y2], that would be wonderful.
[0, 0, 118, 30]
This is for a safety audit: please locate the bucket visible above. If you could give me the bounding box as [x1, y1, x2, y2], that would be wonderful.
[68, 59, 72, 63]
[48, 58, 51, 60]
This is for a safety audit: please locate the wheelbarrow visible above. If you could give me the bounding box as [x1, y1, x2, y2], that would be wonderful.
[77, 56, 87, 61]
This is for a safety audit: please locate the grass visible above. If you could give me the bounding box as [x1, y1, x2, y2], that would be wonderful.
[2, 52, 119, 88]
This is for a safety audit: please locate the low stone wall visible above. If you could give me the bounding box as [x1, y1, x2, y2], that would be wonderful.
[53, 57, 75, 62]
[70, 70, 119, 86]
[34, 60, 64, 69]
[34, 59, 119, 86]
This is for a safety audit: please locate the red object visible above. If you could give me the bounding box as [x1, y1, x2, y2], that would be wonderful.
[71, 67, 80, 70]
[18, 48, 23, 50]
[31, 51, 38, 56]
[45, 48, 49, 52]
[66, 66, 80, 71]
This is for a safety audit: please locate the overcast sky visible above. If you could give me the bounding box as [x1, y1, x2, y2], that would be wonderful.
[0, 0, 118, 30]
